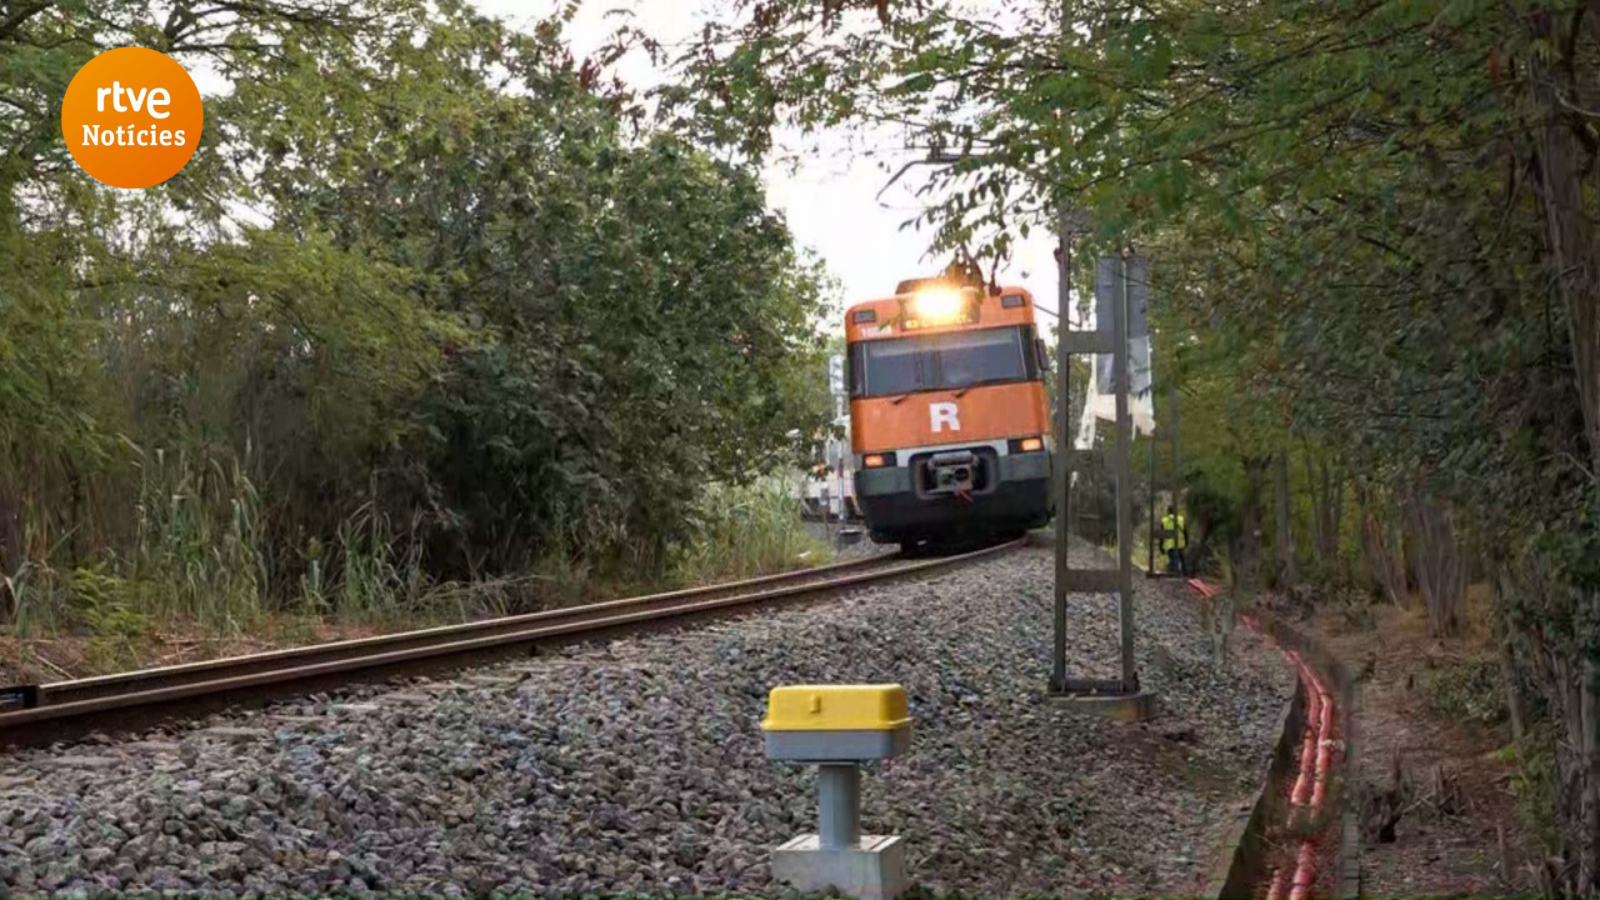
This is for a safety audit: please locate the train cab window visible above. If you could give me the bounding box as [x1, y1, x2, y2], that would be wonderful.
[933, 328, 1027, 387]
[857, 337, 926, 396]
[850, 326, 1038, 399]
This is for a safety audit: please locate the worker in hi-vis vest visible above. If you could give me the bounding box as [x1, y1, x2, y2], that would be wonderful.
[1161, 504, 1188, 576]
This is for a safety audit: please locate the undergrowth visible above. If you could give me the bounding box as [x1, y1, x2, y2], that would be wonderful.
[1489, 721, 1561, 856]
[1424, 656, 1510, 727]
[1419, 621, 1559, 860]
[666, 476, 829, 584]
[0, 461, 826, 678]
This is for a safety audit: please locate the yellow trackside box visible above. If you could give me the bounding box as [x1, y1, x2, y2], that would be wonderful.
[761, 684, 912, 762]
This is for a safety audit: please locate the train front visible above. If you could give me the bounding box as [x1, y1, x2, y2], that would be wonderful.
[845, 278, 1056, 548]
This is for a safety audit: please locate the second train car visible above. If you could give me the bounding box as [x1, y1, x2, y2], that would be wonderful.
[845, 268, 1056, 548]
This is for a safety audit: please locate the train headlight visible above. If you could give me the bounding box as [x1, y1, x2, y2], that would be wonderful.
[910, 287, 966, 323]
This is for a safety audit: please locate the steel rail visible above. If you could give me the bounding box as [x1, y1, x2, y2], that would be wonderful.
[17, 548, 907, 709]
[0, 538, 1025, 749]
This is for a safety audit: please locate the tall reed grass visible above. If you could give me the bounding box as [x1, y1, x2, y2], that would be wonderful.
[3, 441, 449, 644]
[667, 475, 830, 584]
[2, 451, 826, 671]
[128, 444, 267, 631]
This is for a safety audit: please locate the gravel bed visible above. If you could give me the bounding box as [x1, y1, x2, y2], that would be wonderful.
[0, 541, 1294, 898]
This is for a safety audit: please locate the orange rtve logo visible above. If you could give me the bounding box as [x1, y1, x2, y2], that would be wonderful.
[61, 46, 203, 189]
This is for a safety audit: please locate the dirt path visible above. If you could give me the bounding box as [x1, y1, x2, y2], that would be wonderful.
[1312, 604, 1534, 896]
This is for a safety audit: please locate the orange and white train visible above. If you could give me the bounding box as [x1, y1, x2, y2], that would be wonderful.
[845, 268, 1056, 548]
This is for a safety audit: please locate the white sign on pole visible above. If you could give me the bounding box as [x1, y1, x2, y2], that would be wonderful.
[1088, 256, 1156, 435]
[828, 354, 846, 422]
[1093, 256, 1152, 397]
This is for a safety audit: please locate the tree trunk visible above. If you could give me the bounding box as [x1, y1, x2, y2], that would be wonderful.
[0, 486, 18, 625]
[62, 451, 82, 566]
[1529, 15, 1600, 887]
[1238, 455, 1270, 588]
[1492, 566, 1528, 744]
[1400, 476, 1464, 638]
[1274, 448, 1297, 587]
[1356, 478, 1406, 606]
[1583, 656, 1599, 897]
[1304, 445, 1344, 571]
[1330, 471, 1344, 567]
[1541, 632, 1597, 895]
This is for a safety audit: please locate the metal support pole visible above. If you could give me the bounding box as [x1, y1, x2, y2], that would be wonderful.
[822, 483, 832, 551]
[1113, 255, 1137, 692]
[1051, 207, 1073, 693]
[1050, 0, 1074, 695]
[1045, 0, 1145, 713]
[1147, 422, 1156, 576]
[1169, 378, 1180, 518]
[817, 764, 862, 850]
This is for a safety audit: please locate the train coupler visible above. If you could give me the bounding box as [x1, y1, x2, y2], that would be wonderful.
[919, 450, 979, 496]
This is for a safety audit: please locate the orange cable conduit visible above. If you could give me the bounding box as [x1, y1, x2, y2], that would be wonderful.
[1187, 578, 1339, 900]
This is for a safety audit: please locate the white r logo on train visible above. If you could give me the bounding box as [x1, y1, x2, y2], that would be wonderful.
[929, 402, 961, 433]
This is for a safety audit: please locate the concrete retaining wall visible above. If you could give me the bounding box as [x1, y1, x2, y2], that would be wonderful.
[1204, 670, 1306, 899]
[1204, 607, 1360, 899]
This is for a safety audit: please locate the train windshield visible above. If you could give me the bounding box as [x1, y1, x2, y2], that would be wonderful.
[851, 326, 1036, 398]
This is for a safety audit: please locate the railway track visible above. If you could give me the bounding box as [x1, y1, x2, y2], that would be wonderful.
[0, 536, 1026, 751]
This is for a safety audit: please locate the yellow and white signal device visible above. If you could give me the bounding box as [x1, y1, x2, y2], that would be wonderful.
[762, 684, 911, 900]
[761, 684, 911, 761]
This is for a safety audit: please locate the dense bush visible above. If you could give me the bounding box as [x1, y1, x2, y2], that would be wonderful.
[0, 1, 830, 626]
[1426, 658, 1510, 729]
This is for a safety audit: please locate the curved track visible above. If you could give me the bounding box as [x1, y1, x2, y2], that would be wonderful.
[0, 537, 1026, 750]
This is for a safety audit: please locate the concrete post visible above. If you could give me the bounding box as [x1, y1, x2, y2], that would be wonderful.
[763, 685, 912, 900]
[818, 764, 863, 849]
